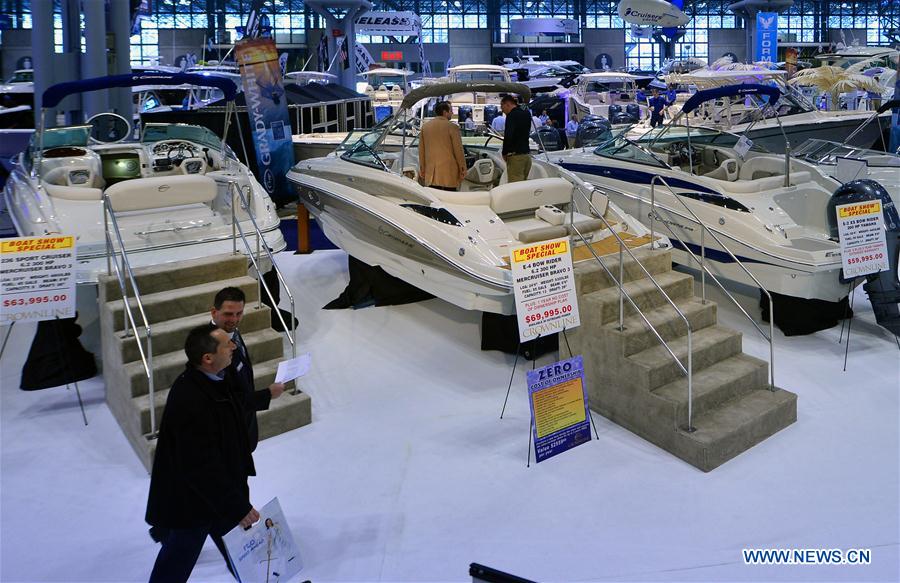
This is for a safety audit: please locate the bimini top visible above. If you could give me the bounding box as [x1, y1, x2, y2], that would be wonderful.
[681, 84, 781, 114]
[578, 72, 642, 81]
[400, 81, 531, 110]
[42, 73, 238, 108]
[448, 64, 511, 74]
[359, 68, 414, 77]
[678, 69, 787, 79]
[285, 71, 338, 82]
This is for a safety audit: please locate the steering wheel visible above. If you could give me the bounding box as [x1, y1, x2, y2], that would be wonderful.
[152, 141, 197, 165]
[464, 148, 478, 169]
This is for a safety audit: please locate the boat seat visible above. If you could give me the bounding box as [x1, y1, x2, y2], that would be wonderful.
[703, 158, 739, 181]
[465, 158, 495, 185]
[104, 175, 217, 212]
[490, 177, 574, 215]
[389, 86, 404, 100]
[42, 181, 103, 201]
[717, 171, 812, 193]
[364, 85, 375, 96]
[739, 155, 796, 181]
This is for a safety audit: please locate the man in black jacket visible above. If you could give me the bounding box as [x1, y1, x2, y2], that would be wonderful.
[146, 324, 259, 582]
[211, 287, 285, 451]
[500, 94, 533, 182]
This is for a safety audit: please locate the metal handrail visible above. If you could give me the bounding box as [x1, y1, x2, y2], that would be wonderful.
[103, 195, 157, 437]
[566, 179, 697, 430]
[649, 175, 775, 390]
[228, 182, 298, 390]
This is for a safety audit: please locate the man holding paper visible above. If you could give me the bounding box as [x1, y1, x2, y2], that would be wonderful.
[211, 287, 285, 452]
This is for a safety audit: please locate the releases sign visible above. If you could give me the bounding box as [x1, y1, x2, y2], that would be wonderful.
[355, 11, 422, 36]
[510, 237, 580, 342]
[1, 236, 76, 324]
[836, 201, 890, 278]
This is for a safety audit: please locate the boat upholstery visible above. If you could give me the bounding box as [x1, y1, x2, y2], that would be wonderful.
[713, 171, 812, 193]
[389, 86, 404, 100]
[703, 158, 739, 181]
[104, 175, 217, 212]
[739, 155, 794, 180]
[490, 177, 574, 215]
[42, 182, 103, 201]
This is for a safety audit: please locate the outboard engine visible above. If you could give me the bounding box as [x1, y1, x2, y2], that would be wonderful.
[457, 105, 473, 124]
[484, 105, 499, 126]
[532, 126, 561, 151]
[827, 179, 900, 337]
[608, 104, 622, 118]
[625, 103, 641, 122]
[576, 118, 612, 147]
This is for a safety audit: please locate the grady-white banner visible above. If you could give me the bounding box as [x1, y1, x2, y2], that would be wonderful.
[355, 11, 422, 36]
[508, 18, 579, 36]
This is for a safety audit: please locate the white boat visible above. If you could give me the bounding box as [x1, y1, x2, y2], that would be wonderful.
[2, 72, 285, 284]
[0, 69, 34, 127]
[504, 59, 585, 93]
[813, 45, 899, 105]
[569, 72, 649, 124]
[287, 80, 664, 314]
[354, 68, 416, 122]
[555, 84, 855, 305]
[655, 68, 891, 153]
[445, 65, 513, 125]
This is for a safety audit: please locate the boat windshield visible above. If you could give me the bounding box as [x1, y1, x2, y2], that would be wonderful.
[37, 126, 91, 149]
[639, 125, 769, 153]
[593, 131, 668, 168]
[793, 139, 900, 166]
[342, 130, 388, 170]
[141, 123, 222, 151]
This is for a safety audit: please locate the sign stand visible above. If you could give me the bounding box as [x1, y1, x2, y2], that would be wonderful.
[560, 328, 600, 441]
[0, 321, 14, 360]
[499, 335, 538, 420]
[52, 316, 88, 426]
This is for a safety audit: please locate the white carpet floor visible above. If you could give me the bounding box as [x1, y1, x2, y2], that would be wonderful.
[1, 249, 898, 582]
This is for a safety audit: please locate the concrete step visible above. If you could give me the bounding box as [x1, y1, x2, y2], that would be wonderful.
[676, 387, 797, 472]
[607, 299, 718, 357]
[124, 328, 284, 398]
[574, 248, 673, 296]
[627, 325, 743, 391]
[580, 270, 696, 328]
[138, 387, 313, 471]
[107, 276, 259, 331]
[117, 305, 272, 364]
[652, 353, 770, 427]
[133, 357, 291, 435]
[100, 253, 248, 301]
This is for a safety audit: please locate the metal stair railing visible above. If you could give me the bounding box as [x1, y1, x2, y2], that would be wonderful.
[563, 174, 698, 431]
[228, 181, 298, 391]
[103, 195, 156, 437]
[649, 175, 775, 391]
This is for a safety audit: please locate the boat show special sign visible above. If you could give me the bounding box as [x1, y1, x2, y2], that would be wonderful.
[510, 237, 580, 342]
[236, 37, 295, 200]
[527, 355, 591, 463]
[835, 201, 890, 279]
[0, 236, 76, 324]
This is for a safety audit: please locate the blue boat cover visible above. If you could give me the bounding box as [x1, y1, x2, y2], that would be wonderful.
[681, 84, 781, 114]
[42, 73, 238, 108]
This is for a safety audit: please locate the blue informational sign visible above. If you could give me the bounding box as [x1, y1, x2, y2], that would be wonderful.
[526, 355, 591, 463]
[756, 12, 778, 63]
[374, 105, 394, 123]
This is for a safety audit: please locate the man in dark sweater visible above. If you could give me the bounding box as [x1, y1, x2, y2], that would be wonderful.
[500, 94, 533, 182]
[211, 287, 285, 452]
[146, 324, 259, 582]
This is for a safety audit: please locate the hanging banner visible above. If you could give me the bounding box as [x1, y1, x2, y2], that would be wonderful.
[755, 12, 778, 63]
[508, 18, 579, 36]
[417, 36, 431, 76]
[223, 497, 303, 582]
[315, 34, 329, 72]
[836, 201, 890, 278]
[235, 37, 295, 201]
[527, 355, 591, 463]
[355, 42, 375, 74]
[1, 236, 76, 325]
[355, 11, 422, 36]
[510, 237, 580, 342]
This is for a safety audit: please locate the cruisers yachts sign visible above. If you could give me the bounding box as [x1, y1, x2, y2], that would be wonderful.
[617, 0, 690, 28]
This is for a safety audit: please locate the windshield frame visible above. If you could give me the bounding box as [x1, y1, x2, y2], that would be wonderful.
[592, 130, 670, 168]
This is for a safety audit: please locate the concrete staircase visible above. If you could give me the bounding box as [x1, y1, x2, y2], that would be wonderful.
[99, 253, 312, 470]
[566, 248, 796, 472]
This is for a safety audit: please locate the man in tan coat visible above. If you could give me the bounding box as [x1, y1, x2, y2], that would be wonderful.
[418, 101, 467, 191]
